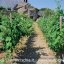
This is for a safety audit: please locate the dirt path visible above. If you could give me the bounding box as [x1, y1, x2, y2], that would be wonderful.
[32, 22, 57, 64]
[14, 22, 57, 64]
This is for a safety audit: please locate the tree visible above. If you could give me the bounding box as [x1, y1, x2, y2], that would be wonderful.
[39, 8, 54, 17]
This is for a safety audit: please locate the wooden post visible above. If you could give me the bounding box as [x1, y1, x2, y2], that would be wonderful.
[60, 16, 62, 31]
[10, 12, 12, 23]
[9, 8, 13, 23]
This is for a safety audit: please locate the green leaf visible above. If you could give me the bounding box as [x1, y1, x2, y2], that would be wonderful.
[0, 25, 6, 31]
[5, 37, 11, 42]
[6, 42, 12, 49]
[0, 32, 4, 40]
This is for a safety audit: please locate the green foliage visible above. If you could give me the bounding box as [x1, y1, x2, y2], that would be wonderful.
[38, 9, 64, 53]
[39, 8, 54, 17]
[0, 12, 33, 50]
[0, 59, 5, 64]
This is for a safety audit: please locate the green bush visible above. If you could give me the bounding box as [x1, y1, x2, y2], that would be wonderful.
[38, 10, 64, 53]
[0, 12, 33, 50]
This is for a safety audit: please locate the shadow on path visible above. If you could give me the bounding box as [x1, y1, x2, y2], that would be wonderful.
[15, 33, 44, 64]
